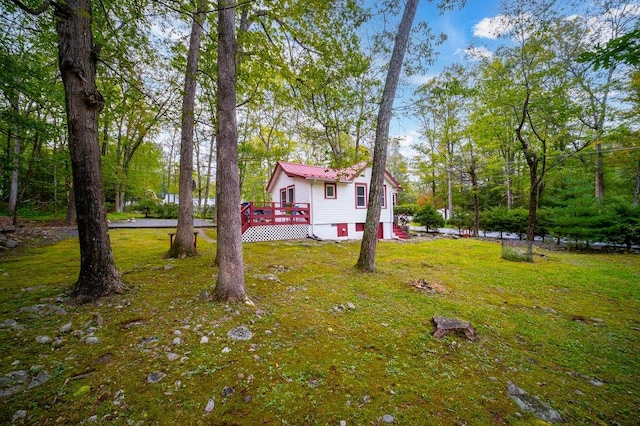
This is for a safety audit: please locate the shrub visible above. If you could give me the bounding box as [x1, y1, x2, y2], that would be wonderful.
[156, 203, 179, 219]
[480, 207, 510, 237]
[134, 198, 161, 218]
[199, 205, 216, 220]
[504, 208, 529, 239]
[448, 210, 473, 232]
[394, 204, 419, 216]
[547, 198, 609, 247]
[414, 204, 444, 232]
[605, 202, 640, 250]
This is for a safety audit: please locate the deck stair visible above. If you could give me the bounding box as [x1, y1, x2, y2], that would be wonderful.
[393, 225, 410, 240]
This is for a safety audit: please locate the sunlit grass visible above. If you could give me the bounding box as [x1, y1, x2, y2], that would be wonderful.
[0, 230, 638, 424]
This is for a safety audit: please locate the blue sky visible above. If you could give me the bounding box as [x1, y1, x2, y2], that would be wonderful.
[384, 0, 505, 155]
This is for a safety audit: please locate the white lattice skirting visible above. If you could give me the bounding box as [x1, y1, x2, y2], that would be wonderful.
[242, 224, 310, 243]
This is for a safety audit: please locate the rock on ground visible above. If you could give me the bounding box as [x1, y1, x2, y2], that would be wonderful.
[227, 326, 252, 341]
[507, 382, 564, 423]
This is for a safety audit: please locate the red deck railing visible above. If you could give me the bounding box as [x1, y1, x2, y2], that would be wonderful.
[241, 202, 311, 233]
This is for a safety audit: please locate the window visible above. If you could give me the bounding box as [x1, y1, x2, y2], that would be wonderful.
[355, 183, 367, 208]
[392, 193, 398, 206]
[287, 186, 295, 204]
[325, 183, 337, 199]
[280, 188, 287, 204]
[381, 185, 387, 209]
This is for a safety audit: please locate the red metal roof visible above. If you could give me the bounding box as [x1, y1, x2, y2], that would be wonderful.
[266, 161, 402, 192]
[280, 162, 365, 180]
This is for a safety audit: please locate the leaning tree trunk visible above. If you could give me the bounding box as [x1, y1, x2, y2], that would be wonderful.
[55, 0, 124, 301]
[356, 0, 419, 272]
[166, 0, 206, 258]
[211, 0, 247, 302]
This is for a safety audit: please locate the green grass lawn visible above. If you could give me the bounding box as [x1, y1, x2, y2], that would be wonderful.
[1, 230, 638, 425]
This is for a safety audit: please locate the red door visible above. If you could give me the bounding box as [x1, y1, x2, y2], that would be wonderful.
[337, 223, 348, 237]
[377, 223, 384, 239]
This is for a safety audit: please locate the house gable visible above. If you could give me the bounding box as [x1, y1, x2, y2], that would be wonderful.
[262, 161, 403, 240]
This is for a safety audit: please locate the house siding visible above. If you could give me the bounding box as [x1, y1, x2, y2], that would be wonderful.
[265, 164, 400, 241]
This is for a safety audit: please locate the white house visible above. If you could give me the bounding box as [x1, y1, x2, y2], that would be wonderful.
[240, 161, 407, 242]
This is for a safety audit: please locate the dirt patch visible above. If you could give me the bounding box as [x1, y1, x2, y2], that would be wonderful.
[0, 216, 77, 260]
[409, 278, 447, 294]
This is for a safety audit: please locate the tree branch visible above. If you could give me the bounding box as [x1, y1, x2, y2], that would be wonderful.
[9, 0, 51, 15]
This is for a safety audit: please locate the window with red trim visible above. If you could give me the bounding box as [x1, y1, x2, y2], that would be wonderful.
[381, 185, 387, 209]
[355, 183, 367, 208]
[325, 183, 337, 199]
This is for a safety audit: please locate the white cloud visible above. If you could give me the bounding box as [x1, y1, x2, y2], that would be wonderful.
[408, 74, 437, 86]
[397, 130, 420, 147]
[464, 46, 494, 60]
[581, 4, 640, 46]
[473, 14, 515, 40]
[392, 129, 422, 159]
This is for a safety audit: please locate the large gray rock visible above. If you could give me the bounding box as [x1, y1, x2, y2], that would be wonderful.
[227, 326, 252, 341]
[27, 370, 51, 390]
[0, 319, 25, 331]
[147, 371, 166, 383]
[0, 370, 29, 397]
[507, 382, 564, 423]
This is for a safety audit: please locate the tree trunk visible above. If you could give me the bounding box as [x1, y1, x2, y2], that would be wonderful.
[212, 0, 247, 302]
[166, 131, 177, 202]
[471, 169, 479, 237]
[526, 166, 538, 242]
[633, 159, 639, 206]
[447, 166, 454, 220]
[65, 179, 76, 225]
[54, 0, 124, 301]
[115, 190, 124, 213]
[594, 143, 604, 200]
[431, 169, 437, 209]
[356, 0, 419, 272]
[504, 149, 513, 210]
[166, 0, 206, 258]
[8, 95, 20, 217]
[203, 131, 215, 211]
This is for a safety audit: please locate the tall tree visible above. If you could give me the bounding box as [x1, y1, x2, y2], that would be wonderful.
[488, 0, 590, 242]
[470, 60, 523, 210]
[562, 2, 638, 201]
[414, 64, 469, 219]
[167, 0, 206, 258]
[356, 0, 419, 272]
[11, 0, 124, 300]
[211, 0, 247, 302]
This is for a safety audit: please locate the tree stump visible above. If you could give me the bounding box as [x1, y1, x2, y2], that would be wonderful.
[431, 316, 476, 341]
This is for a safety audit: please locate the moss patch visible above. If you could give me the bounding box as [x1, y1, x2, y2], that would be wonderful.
[0, 230, 638, 424]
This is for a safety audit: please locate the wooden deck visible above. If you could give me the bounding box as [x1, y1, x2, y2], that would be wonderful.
[241, 202, 310, 234]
